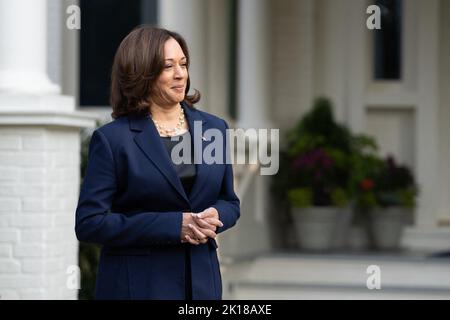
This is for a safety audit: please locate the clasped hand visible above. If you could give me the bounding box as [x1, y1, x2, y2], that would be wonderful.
[180, 207, 223, 245]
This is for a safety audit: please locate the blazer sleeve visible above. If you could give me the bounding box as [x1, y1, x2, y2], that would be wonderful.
[75, 129, 182, 247]
[211, 120, 241, 234]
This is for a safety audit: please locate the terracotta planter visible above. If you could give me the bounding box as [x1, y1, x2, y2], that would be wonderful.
[368, 207, 411, 250]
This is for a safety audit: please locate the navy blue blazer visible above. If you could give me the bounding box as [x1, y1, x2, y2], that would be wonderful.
[75, 102, 240, 300]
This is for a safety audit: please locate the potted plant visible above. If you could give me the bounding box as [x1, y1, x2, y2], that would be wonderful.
[288, 186, 351, 251]
[348, 133, 384, 250]
[283, 97, 354, 251]
[367, 156, 418, 250]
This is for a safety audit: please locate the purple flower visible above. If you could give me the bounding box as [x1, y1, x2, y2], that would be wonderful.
[292, 149, 334, 172]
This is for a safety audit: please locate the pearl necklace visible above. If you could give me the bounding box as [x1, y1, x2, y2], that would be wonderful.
[150, 106, 185, 137]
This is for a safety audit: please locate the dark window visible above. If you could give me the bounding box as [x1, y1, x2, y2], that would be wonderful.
[79, 0, 157, 106]
[374, 0, 402, 80]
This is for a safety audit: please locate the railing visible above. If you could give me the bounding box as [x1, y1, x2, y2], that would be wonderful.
[234, 163, 260, 201]
[218, 130, 274, 262]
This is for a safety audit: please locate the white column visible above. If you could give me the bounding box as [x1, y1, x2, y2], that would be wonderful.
[206, 0, 231, 120]
[237, 0, 271, 129]
[158, 0, 209, 112]
[217, 0, 274, 261]
[0, 0, 59, 94]
[0, 0, 96, 299]
[314, 0, 348, 124]
[402, 0, 450, 252]
[415, 0, 440, 228]
[344, 0, 367, 133]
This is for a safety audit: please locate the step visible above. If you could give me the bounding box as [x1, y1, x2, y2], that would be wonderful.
[221, 251, 450, 299]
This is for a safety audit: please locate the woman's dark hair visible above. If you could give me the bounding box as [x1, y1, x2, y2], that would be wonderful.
[110, 25, 201, 119]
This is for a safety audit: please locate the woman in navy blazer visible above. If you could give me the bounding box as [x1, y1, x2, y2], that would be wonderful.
[75, 26, 240, 300]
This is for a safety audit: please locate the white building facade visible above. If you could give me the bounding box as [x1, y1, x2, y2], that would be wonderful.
[1, 0, 450, 299]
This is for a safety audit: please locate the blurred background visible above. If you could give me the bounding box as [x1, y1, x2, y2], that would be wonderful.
[0, 0, 450, 299]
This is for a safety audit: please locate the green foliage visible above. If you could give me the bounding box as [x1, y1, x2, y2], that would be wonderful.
[330, 188, 350, 208]
[373, 156, 418, 208]
[286, 97, 352, 156]
[349, 136, 418, 209]
[78, 242, 100, 300]
[288, 188, 313, 208]
[78, 120, 104, 300]
[357, 191, 378, 209]
[398, 189, 417, 208]
[348, 134, 383, 209]
[273, 96, 419, 212]
[281, 97, 353, 207]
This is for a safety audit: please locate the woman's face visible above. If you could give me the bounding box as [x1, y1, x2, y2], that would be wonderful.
[153, 37, 188, 107]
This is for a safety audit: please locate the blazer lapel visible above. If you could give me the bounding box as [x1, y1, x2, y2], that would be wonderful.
[129, 102, 213, 206]
[183, 104, 212, 202]
[130, 113, 190, 204]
